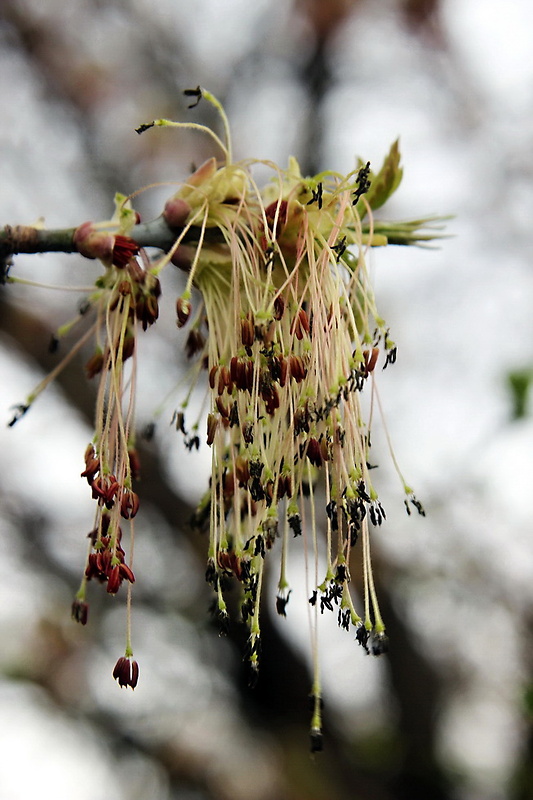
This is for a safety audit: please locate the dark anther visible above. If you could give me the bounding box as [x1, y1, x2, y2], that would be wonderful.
[310, 729, 324, 753]
[225, 401, 237, 428]
[383, 347, 397, 369]
[135, 121, 155, 135]
[171, 410, 187, 434]
[205, 560, 217, 585]
[352, 161, 371, 205]
[254, 535, 265, 558]
[248, 574, 259, 602]
[0, 253, 12, 285]
[183, 86, 203, 108]
[240, 559, 251, 582]
[335, 564, 347, 583]
[309, 590, 317, 606]
[320, 594, 333, 614]
[356, 625, 370, 654]
[411, 496, 426, 516]
[249, 460, 264, 479]
[71, 598, 89, 625]
[308, 694, 325, 712]
[332, 235, 347, 262]
[244, 635, 261, 660]
[357, 480, 371, 502]
[338, 609, 350, 631]
[371, 631, 389, 656]
[329, 583, 343, 603]
[349, 523, 359, 547]
[249, 477, 265, 502]
[78, 299, 91, 315]
[288, 513, 302, 537]
[208, 601, 230, 636]
[242, 421, 254, 444]
[241, 597, 254, 623]
[48, 334, 60, 354]
[276, 590, 292, 617]
[248, 663, 259, 689]
[185, 435, 200, 451]
[307, 182, 323, 210]
[264, 245, 275, 269]
[8, 403, 29, 427]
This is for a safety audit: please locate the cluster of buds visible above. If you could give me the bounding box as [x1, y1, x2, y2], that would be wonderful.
[83, 507, 136, 595]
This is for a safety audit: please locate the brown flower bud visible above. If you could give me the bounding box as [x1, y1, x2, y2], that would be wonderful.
[107, 564, 122, 594]
[176, 296, 192, 328]
[235, 456, 250, 486]
[206, 413, 218, 445]
[216, 396, 229, 419]
[185, 330, 205, 359]
[273, 294, 285, 320]
[289, 355, 307, 383]
[293, 308, 310, 340]
[241, 315, 255, 349]
[363, 347, 379, 375]
[85, 350, 105, 379]
[113, 656, 139, 689]
[73, 222, 114, 263]
[112, 235, 140, 268]
[163, 197, 191, 228]
[306, 437, 323, 468]
[120, 489, 140, 519]
[170, 245, 194, 272]
[71, 598, 89, 625]
[119, 563, 135, 583]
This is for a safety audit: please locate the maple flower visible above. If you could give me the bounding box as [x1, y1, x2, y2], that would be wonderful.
[7, 87, 441, 745]
[138, 88, 433, 747]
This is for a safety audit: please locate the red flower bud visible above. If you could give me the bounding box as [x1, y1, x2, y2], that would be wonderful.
[273, 294, 285, 320]
[206, 413, 218, 445]
[107, 564, 121, 594]
[176, 296, 192, 328]
[73, 224, 139, 268]
[71, 598, 89, 625]
[73, 222, 114, 263]
[119, 563, 135, 583]
[163, 197, 191, 228]
[120, 489, 140, 519]
[111, 235, 140, 269]
[113, 656, 139, 689]
[306, 437, 323, 468]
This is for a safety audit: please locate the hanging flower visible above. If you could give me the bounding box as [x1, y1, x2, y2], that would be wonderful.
[137, 88, 435, 746]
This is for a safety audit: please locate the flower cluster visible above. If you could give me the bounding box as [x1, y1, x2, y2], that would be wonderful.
[8, 88, 440, 742]
[68, 203, 158, 683]
[168, 155, 402, 744]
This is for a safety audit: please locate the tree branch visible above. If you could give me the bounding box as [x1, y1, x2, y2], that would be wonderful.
[0, 217, 228, 281]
